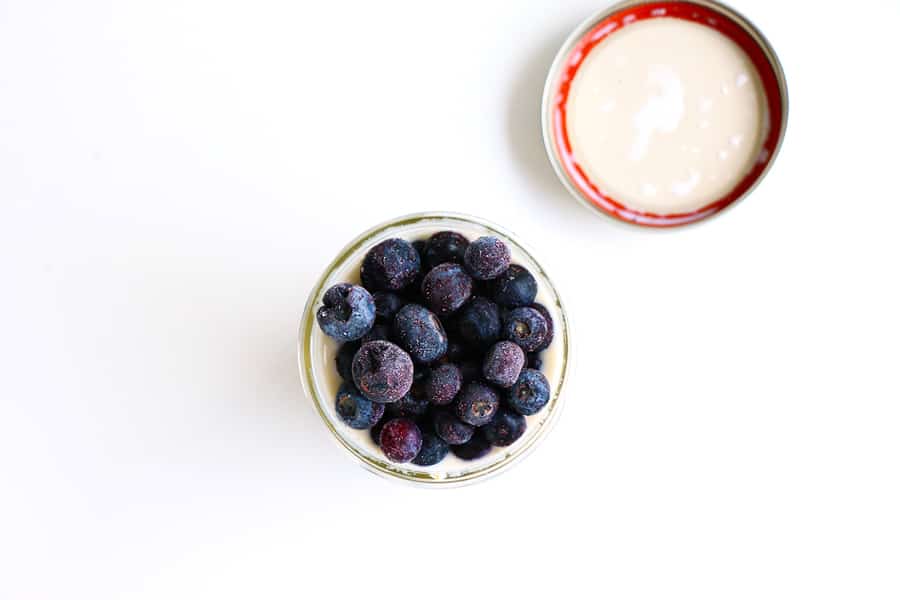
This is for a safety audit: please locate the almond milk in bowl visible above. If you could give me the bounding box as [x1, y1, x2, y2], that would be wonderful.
[543, 0, 788, 227]
[298, 213, 570, 487]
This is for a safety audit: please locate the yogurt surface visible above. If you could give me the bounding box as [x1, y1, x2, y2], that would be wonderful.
[565, 17, 768, 215]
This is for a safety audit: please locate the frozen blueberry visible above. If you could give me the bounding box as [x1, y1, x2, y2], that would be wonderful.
[393, 303, 448, 363]
[458, 359, 482, 383]
[456, 297, 501, 348]
[508, 368, 550, 416]
[411, 422, 450, 466]
[351, 340, 414, 403]
[386, 376, 430, 418]
[455, 381, 500, 426]
[450, 430, 492, 461]
[316, 283, 376, 342]
[423, 231, 469, 269]
[527, 352, 543, 370]
[369, 416, 388, 445]
[490, 265, 537, 308]
[360, 238, 421, 292]
[433, 409, 475, 445]
[531, 303, 555, 351]
[464, 236, 511, 280]
[372, 291, 405, 324]
[502, 306, 549, 353]
[424, 363, 462, 406]
[335, 383, 385, 429]
[482, 409, 527, 447]
[335, 341, 360, 382]
[360, 323, 392, 344]
[482, 341, 525, 388]
[379, 418, 423, 463]
[421, 263, 473, 316]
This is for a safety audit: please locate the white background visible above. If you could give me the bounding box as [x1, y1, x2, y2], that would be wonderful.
[2, 0, 899, 598]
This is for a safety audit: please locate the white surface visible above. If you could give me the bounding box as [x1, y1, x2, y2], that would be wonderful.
[1, 1, 898, 598]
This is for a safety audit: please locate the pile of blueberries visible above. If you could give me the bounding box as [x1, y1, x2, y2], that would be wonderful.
[316, 231, 553, 466]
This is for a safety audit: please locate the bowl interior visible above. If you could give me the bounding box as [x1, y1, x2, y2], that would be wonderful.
[544, 0, 787, 227]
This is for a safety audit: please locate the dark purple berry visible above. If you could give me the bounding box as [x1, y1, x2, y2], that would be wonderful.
[351, 341, 414, 403]
[502, 306, 549, 353]
[490, 264, 537, 307]
[316, 283, 376, 342]
[393, 303, 448, 363]
[482, 409, 527, 446]
[464, 236, 511, 280]
[335, 341, 360, 382]
[386, 377, 430, 418]
[411, 423, 450, 466]
[424, 363, 462, 406]
[423, 231, 469, 269]
[457, 297, 501, 348]
[421, 263, 473, 316]
[455, 381, 500, 426]
[360, 238, 421, 292]
[433, 410, 475, 445]
[482, 341, 525, 388]
[373, 291, 405, 323]
[458, 359, 482, 383]
[527, 352, 543, 370]
[508, 369, 550, 416]
[531, 303, 555, 351]
[379, 418, 423, 463]
[360, 323, 392, 344]
[450, 430, 492, 461]
[335, 383, 385, 429]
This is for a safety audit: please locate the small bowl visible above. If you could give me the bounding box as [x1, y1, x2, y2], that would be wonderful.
[542, 0, 788, 228]
[298, 212, 571, 487]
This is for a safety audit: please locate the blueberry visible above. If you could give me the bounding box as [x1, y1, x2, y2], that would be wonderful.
[450, 430, 492, 461]
[531, 303, 555, 351]
[424, 363, 462, 406]
[433, 410, 475, 445]
[421, 263, 473, 316]
[508, 368, 550, 416]
[482, 341, 525, 388]
[411, 423, 450, 466]
[458, 359, 482, 383]
[335, 383, 385, 429]
[335, 341, 360, 382]
[464, 236, 511, 280]
[502, 306, 549, 352]
[386, 376, 430, 418]
[373, 291, 405, 324]
[316, 283, 376, 342]
[360, 323, 393, 344]
[527, 352, 543, 370]
[490, 264, 537, 307]
[369, 416, 388, 445]
[412, 239, 426, 258]
[361, 238, 421, 292]
[454, 381, 500, 426]
[456, 297, 501, 348]
[482, 409, 527, 447]
[393, 303, 448, 363]
[423, 231, 469, 269]
[379, 418, 423, 463]
[351, 341, 414, 403]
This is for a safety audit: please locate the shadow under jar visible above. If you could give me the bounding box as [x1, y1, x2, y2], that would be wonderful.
[298, 212, 571, 487]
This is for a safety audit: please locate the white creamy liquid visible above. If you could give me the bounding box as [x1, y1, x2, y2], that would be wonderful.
[566, 17, 768, 215]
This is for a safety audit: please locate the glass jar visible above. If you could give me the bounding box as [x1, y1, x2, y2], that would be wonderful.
[297, 212, 571, 487]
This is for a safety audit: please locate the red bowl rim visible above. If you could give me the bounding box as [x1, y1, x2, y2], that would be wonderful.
[542, 0, 788, 228]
